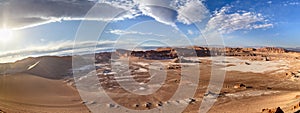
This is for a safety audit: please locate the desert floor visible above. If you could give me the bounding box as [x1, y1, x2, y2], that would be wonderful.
[1, 55, 300, 113]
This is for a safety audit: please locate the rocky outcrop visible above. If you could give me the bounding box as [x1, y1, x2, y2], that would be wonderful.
[95, 52, 112, 63]
[171, 57, 201, 63]
[262, 107, 284, 113]
[285, 70, 300, 80]
[0, 109, 5, 113]
[257, 47, 286, 53]
[113, 46, 288, 60]
[116, 48, 177, 60]
[116, 47, 213, 59]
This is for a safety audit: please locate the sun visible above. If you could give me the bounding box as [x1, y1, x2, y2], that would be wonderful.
[0, 29, 13, 43]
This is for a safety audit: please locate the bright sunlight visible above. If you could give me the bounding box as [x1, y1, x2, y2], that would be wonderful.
[0, 29, 13, 43]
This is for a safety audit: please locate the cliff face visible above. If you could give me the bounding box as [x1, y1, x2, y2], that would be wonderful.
[95, 52, 112, 63]
[256, 47, 286, 53]
[128, 47, 211, 59]
[112, 46, 288, 60]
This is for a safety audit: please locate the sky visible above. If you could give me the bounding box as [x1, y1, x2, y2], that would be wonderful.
[0, 0, 299, 63]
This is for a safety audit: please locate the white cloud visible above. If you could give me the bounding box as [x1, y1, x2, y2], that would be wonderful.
[135, 0, 178, 27]
[0, 40, 116, 59]
[0, 0, 211, 30]
[0, 0, 140, 30]
[283, 1, 300, 6]
[267, 1, 272, 4]
[132, 0, 209, 28]
[252, 24, 273, 29]
[1, 0, 273, 34]
[187, 29, 194, 35]
[289, 2, 300, 5]
[177, 0, 208, 24]
[108, 29, 165, 37]
[205, 6, 273, 34]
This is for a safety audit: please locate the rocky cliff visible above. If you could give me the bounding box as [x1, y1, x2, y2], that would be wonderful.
[112, 46, 288, 60]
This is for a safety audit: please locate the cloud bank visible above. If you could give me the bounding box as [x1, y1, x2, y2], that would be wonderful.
[205, 6, 273, 34]
[0, 0, 140, 29]
[0, 0, 274, 34]
[0, 0, 210, 30]
[0, 40, 116, 62]
[108, 29, 165, 37]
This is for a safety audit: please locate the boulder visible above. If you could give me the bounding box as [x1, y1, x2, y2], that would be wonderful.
[245, 62, 251, 65]
[275, 107, 284, 113]
[145, 102, 152, 109]
[234, 83, 246, 89]
[107, 103, 116, 108]
[157, 101, 163, 107]
[262, 107, 284, 113]
[188, 98, 196, 104]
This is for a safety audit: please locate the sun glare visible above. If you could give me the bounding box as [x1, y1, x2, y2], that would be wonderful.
[0, 29, 13, 43]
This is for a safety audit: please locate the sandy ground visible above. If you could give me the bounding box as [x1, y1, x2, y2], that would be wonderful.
[0, 73, 89, 113]
[1, 53, 300, 113]
[209, 91, 300, 113]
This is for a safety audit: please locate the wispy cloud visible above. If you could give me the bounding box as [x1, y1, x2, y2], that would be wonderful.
[135, 0, 209, 28]
[187, 29, 194, 35]
[108, 29, 165, 37]
[176, 0, 208, 24]
[0, 0, 140, 30]
[0, 0, 210, 30]
[0, 40, 116, 63]
[205, 6, 273, 34]
[252, 24, 273, 29]
[283, 1, 300, 6]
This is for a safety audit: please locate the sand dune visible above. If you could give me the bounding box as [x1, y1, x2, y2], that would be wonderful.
[0, 73, 89, 113]
[26, 56, 72, 79]
[0, 56, 88, 112]
[0, 56, 72, 79]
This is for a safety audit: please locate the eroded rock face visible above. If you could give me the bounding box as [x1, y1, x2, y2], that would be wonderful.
[114, 46, 288, 60]
[95, 52, 112, 63]
[257, 47, 286, 53]
[116, 47, 212, 59]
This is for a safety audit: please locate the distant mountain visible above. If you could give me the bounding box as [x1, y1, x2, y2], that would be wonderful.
[285, 47, 300, 52]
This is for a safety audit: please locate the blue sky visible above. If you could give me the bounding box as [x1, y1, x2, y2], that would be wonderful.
[0, 0, 299, 63]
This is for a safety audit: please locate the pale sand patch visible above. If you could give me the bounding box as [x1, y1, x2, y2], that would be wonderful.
[133, 62, 150, 67]
[225, 90, 280, 98]
[222, 57, 289, 73]
[135, 67, 148, 73]
[185, 57, 289, 73]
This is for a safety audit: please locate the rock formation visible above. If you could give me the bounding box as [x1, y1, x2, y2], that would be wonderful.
[257, 47, 286, 53]
[112, 46, 288, 60]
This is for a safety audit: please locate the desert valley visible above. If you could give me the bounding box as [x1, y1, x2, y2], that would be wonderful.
[0, 46, 300, 113]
